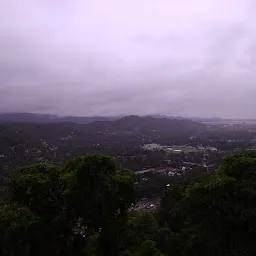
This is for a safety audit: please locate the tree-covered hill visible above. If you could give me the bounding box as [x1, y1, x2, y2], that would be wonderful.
[84, 115, 206, 135]
[0, 113, 114, 124]
[0, 113, 205, 134]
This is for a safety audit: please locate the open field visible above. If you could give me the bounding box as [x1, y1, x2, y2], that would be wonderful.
[165, 146, 200, 154]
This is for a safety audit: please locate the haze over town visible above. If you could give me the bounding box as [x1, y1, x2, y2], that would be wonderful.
[1, 0, 256, 118]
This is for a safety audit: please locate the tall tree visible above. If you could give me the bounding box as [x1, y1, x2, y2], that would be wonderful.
[0, 154, 136, 255]
[6, 164, 69, 255]
[62, 154, 136, 256]
[159, 152, 256, 256]
[0, 203, 38, 256]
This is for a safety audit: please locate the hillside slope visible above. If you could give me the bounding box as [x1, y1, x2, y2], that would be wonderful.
[84, 115, 206, 135]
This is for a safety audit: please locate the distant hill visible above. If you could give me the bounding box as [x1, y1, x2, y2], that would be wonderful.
[0, 113, 57, 123]
[0, 113, 205, 135]
[84, 115, 206, 135]
[0, 113, 115, 124]
[191, 117, 256, 124]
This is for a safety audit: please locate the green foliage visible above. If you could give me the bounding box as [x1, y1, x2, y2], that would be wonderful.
[135, 240, 164, 256]
[218, 151, 256, 181]
[127, 212, 158, 244]
[84, 233, 99, 256]
[0, 154, 137, 255]
[63, 154, 138, 255]
[8, 164, 63, 218]
[2, 151, 256, 255]
[113, 169, 136, 213]
[157, 152, 256, 256]
[0, 203, 38, 255]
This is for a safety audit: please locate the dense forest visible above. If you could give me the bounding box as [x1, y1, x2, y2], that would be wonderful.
[1, 151, 256, 255]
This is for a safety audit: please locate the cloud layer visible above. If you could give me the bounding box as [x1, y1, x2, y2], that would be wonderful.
[1, 0, 256, 117]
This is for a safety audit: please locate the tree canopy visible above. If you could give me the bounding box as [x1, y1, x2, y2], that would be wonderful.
[156, 151, 256, 256]
[0, 154, 136, 256]
[1, 152, 256, 255]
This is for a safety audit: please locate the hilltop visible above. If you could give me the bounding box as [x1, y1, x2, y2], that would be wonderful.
[84, 115, 206, 135]
[0, 113, 115, 124]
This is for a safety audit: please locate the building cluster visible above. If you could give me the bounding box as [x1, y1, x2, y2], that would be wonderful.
[142, 143, 218, 152]
[135, 167, 185, 178]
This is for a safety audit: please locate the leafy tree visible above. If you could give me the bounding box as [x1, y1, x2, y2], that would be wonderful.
[6, 164, 71, 255]
[185, 152, 256, 256]
[0, 203, 38, 256]
[62, 154, 136, 255]
[5, 151, 256, 256]
[135, 240, 165, 256]
[126, 212, 158, 247]
[157, 152, 256, 256]
[0, 154, 136, 256]
[8, 164, 63, 218]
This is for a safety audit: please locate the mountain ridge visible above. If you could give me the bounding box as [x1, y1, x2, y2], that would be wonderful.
[84, 115, 206, 135]
[0, 113, 116, 124]
[0, 113, 206, 135]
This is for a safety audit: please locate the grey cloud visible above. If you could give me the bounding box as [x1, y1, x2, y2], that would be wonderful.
[0, 0, 256, 118]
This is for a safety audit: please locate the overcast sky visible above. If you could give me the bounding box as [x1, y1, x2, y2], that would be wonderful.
[1, 0, 256, 118]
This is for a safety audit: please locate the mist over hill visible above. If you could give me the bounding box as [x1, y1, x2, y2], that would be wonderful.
[0, 113, 116, 124]
[0, 113, 206, 134]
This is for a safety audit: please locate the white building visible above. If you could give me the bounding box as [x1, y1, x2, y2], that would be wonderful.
[206, 146, 218, 151]
[142, 143, 162, 151]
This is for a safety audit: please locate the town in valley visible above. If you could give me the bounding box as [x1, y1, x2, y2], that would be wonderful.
[1, 113, 256, 210]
